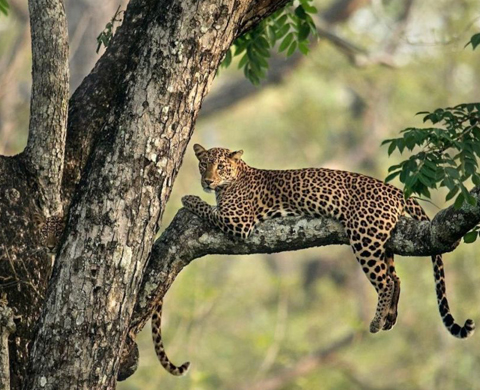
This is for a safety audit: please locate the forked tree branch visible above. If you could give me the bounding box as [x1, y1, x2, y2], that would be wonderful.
[24, 0, 69, 214]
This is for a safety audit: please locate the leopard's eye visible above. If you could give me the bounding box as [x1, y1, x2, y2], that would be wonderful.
[217, 164, 224, 170]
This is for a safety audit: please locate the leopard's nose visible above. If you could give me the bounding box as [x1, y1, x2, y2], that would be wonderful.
[204, 179, 214, 185]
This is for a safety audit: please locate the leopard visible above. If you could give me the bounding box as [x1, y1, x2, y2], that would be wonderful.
[33, 212, 65, 253]
[152, 143, 475, 376]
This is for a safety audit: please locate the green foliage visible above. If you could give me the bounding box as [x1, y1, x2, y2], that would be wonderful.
[96, 6, 124, 53]
[0, 0, 9, 16]
[464, 227, 479, 243]
[220, 0, 317, 85]
[465, 33, 480, 50]
[383, 103, 480, 203]
[383, 103, 480, 242]
[383, 33, 480, 244]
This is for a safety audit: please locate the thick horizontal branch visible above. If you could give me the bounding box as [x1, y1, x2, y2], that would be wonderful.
[120, 185, 480, 375]
[119, 188, 480, 378]
[129, 186, 480, 338]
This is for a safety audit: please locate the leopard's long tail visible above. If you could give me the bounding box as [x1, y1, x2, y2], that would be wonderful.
[151, 300, 190, 376]
[405, 198, 475, 338]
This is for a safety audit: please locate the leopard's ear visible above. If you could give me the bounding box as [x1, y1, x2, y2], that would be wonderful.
[32, 211, 45, 225]
[193, 144, 207, 160]
[228, 150, 244, 162]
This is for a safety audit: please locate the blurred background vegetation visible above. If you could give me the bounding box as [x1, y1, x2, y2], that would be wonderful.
[2, 0, 480, 389]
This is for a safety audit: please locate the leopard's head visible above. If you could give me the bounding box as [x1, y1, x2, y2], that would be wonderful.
[193, 144, 244, 192]
[33, 212, 65, 253]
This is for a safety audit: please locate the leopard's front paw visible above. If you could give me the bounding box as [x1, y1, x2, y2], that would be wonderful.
[181, 195, 203, 212]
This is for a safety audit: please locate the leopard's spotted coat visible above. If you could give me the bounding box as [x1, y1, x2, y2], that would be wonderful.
[152, 144, 475, 376]
[33, 212, 65, 253]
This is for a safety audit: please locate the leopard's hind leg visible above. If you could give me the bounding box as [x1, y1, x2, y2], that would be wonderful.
[383, 250, 400, 331]
[346, 211, 398, 333]
[352, 247, 394, 333]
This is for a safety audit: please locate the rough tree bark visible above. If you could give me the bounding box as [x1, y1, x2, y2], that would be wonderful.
[1, 0, 479, 389]
[25, 0, 69, 214]
[0, 0, 69, 388]
[9, 0, 291, 389]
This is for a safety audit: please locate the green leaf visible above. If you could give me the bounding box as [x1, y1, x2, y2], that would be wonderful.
[300, 1, 317, 13]
[238, 53, 249, 69]
[466, 33, 480, 50]
[418, 173, 432, 187]
[255, 53, 269, 68]
[453, 193, 465, 209]
[405, 135, 417, 150]
[404, 186, 413, 199]
[445, 186, 459, 201]
[298, 42, 310, 55]
[420, 165, 437, 179]
[473, 174, 480, 186]
[234, 40, 247, 55]
[276, 14, 288, 27]
[275, 24, 290, 40]
[387, 141, 396, 156]
[385, 171, 401, 183]
[464, 231, 478, 243]
[255, 36, 271, 51]
[222, 48, 232, 68]
[0, 0, 9, 16]
[286, 40, 297, 57]
[279, 32, 294, 52]
[294, 5, 307, 20]
[405, 173, 418, 188]
[298, 23, 310, 41]
[467, 194, 477, 206]
[388, 163, 402, 172]
[267, 26, 277, 46]
[445, 167, 460, 179]
[420, 185, 431, 198]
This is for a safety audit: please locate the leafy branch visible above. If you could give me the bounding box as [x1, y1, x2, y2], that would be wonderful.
[382, 103, 480, 207]
[220, 0, 318, 85]
[96, 5, 124, 53]
[383, 34, 480, 243]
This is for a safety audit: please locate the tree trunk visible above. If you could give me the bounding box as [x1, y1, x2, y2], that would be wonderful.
[20, 0, 290, 389]
[0, 0, 69, 387]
